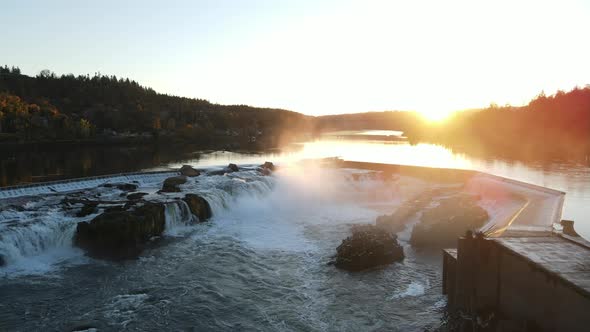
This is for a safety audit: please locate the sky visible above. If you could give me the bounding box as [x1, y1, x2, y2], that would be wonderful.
[2, 0, 590, 117]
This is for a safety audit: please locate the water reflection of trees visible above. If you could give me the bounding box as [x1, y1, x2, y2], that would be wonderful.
[0, 144, 204, 187]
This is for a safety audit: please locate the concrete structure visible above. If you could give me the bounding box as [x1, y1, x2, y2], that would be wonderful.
[444, 233, 590, 331]
[324, 160, 588, 331]
[0, 170, 178, 199]
[436, 165, 590, 331]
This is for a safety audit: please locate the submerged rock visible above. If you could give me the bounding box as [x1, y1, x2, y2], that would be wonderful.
[410, 194, 489, 248]
[74, 203, 166, 260]
[161, 176, 187, 193]
[0, 254, 5, 267]
[183, 194, 212, 221]
[335, 224, 404, 271]
[180, 165, 200, 177]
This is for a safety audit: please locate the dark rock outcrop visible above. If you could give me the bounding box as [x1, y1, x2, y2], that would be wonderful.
[76, 202, 98, 217]
[104, 205, 126, 213]
[262, 161, 275, 170]
[127, 192, 148, 201]
[180, 165, 200, 177]
[0, 254, 5, 267]
[334, 224, 404, 271]
[375, 187, 461, 233]
[561, 220, 580, 237]
[258, 161, 275, 175]
[161, 176, 187, 193]
[74, 203, 166, 260]
[183, 194, 212, 221]
[102, 183, 138, 192]
[208, 163, 241, 176]
[410, 194, 489, 248]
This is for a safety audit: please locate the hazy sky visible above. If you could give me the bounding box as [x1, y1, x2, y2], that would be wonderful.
[2, 0, 590, 116]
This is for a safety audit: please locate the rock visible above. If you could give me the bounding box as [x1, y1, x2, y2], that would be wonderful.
[258, 161, 276, 175]
[161, 176, 187, 193]
[183, 194, 212, 221]
[127, 192, 148, 201]
[76, 202, 98, 218]
[74, 203, 166, 260]
[262, 161, 275, 171]
[207, 163, 241, 176]
[561, 220, 580, 237]
[104, 205, 126, 213]
[0, 254, 5, 267]
[376, 190, 438, 233]
[334, 224, 404, 271]
[410, 195, 489, 248]
[180, 165, 200, 177]
[102, 183, 138, 192]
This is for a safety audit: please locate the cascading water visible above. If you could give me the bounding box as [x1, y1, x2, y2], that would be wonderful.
[0, 164, 474, 331]
[0, 168, 278, 274]
[0, 171, 178, 200]
[163, 201, 197, 236]
[0, 208, 85, 274]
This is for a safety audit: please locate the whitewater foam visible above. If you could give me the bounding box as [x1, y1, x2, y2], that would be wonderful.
[389, 280, 429, 299]
[1, 164, 447, 276]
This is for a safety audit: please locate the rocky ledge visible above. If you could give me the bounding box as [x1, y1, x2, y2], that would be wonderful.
[334, 224, 404, 271]
[410, 194, 489, 248]
[70, 162, 271, 261]
[183, 193, 212, 221]
[74, 202, 166, 260]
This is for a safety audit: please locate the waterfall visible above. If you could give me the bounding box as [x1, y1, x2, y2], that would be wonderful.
[0, 168, 277, 272]
[164, 201, 197, 236]
[0, 209, 80, 269]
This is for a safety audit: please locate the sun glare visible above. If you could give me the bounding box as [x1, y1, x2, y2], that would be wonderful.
[418, 109, 455, 122]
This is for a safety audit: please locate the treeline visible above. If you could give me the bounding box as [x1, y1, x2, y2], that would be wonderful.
[405, 86, 590, 159]
[313, 86, 590, 160]
[0, 93, 93, 140]
[0, 66, 311, 145]
[314, 111, 423, 133]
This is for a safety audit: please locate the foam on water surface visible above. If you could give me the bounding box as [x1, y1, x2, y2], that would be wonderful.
[3, 163, 551, 331]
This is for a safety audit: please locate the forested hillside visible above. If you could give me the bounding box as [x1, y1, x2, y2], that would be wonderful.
[404, 86, 590, 159]
[0, 65, 311, 146]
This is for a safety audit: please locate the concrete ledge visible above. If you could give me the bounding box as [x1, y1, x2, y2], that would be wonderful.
[0, 170, 179, 199]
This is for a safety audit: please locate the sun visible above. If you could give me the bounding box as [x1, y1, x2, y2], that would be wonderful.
[418, 109, 455, 122]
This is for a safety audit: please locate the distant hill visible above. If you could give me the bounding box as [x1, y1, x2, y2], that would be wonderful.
[314, 111, 423, 133]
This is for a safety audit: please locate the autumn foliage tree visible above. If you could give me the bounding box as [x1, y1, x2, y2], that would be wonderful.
[0, 65, 311, 144]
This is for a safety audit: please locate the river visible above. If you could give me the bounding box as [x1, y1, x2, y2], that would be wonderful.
[5, 132, 585, 237]
[0, 132, 588, 331]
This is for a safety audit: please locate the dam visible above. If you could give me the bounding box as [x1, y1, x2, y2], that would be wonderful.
[1, 160, 588, 331]
[329, 160, 590, 331]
